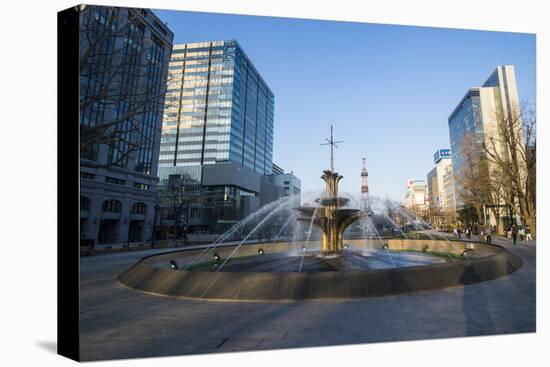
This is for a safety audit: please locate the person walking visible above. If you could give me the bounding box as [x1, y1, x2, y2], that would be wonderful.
[524, 225, 533, 242]
[519, 226, 525, 242]
[485, 225, 492, 244]
[511, 224, 518, 244]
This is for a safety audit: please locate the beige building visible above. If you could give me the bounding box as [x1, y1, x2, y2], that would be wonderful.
[448, 65, 523, 226]
[402, 179, 428, 217]
[441, 163, 456, 224]
[427, 149, 454, 227]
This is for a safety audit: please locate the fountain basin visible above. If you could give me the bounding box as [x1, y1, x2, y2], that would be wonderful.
[117, 239, 523, 301]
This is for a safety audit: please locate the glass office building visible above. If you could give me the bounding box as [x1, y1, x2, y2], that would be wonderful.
[448, 65, 521, 213]
[79, 6, 173, 246]
[448, 88, 484, 209]
[157, 40, 278, 234]
[159, 40, 274, 178]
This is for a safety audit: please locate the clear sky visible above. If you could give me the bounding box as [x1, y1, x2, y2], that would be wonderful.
[153, 9, 536, 201]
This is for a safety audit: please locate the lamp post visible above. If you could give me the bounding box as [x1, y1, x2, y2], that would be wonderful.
[152, 204, 160, 249]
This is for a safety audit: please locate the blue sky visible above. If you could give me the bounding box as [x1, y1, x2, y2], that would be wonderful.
[154, 9, 536, 201]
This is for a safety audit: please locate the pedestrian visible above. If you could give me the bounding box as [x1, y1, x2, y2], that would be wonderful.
[519, 226, 525, 241]
[524, 225, 533, 242]
[485, 225, 492, 244]
[511, 224, 518, 244]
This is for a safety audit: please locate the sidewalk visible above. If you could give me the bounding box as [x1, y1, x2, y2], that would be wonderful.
[428, 230, 536, 248]
[491, 235, 536, 248]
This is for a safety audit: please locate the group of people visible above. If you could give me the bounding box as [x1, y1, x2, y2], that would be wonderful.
[506, 224, 533, 244]
[453, 223, 533, 244]
[453, 225, 493, 243]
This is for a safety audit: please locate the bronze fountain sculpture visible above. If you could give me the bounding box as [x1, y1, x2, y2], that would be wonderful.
[296, 125, 362, 255]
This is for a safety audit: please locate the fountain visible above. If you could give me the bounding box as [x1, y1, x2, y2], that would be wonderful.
[297, 171, 361, 255]
[296, 125, 362, 255]
[117, 126, 523, 301]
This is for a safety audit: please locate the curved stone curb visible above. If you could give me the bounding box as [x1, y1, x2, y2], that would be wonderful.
[117, 240, 523, 301]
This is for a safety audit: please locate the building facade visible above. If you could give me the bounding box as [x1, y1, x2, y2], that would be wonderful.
[159, 40, 274, 174]
[267, 172, 301, 208]
[448, 65, 522, 225]
[441, 163, 457, 224]
[402, 179, 428, 217]
[156, 40, 292, 235]
[79, 6, 173, 247]
[426, 149, 453, 227]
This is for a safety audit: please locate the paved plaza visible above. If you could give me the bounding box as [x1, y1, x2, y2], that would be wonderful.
[79, 235, 536, 361]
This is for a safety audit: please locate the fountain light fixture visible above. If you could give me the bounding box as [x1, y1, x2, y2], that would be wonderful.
[213, 253, 221, 263]
[258, 248, 264, 255]
[461, 249, 473, 257]
[301, 246, 306, 251]
[383, 244, 389, 249]
[170, 259, 178, 270]
[343, 244, 349, 249]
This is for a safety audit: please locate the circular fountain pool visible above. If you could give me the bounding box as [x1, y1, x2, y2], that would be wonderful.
[117, 239, 522, 301]
[118, 156, 522, 302]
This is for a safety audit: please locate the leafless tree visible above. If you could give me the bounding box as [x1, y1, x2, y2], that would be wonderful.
[482, 102, 536, 236]
[454, 132, 492, 224]
[486, 164, 512, 234]
[79, 6, 173, 170]
[163, 175, 195, 243]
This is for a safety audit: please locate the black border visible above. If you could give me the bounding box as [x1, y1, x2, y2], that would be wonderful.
[57, 6, 80, 362]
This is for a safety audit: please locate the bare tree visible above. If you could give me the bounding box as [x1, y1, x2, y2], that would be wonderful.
[163, 175, 195, 244]
[384, 198, 396, 223]
[486, 164, 513, 234]
[482, 102, 536, 236]
[79, 6, 173, 170]
[454, 132, 492, 225]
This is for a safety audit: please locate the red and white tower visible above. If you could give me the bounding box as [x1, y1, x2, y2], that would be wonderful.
[360, 158, 370, 212]
[361, 158, 369, 194]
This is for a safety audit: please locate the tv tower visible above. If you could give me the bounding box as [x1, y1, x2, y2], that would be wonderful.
[360, 158, 371, 213]
[361, 158, 369, 194]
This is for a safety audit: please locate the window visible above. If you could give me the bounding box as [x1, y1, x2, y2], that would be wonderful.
[134, 183, 150, 190]
[102, 199, 122, 213]
[132, 202, 147, 214]
[80, 172, 95, 180]
[80, 196, 90, 210]
[153, 21, 168, 36]
[105, 177, 126, 185]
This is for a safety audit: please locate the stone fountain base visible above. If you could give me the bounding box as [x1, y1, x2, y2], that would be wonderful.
[117, 239, 523, 301]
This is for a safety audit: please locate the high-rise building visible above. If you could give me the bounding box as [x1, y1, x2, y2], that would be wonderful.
[448, 65, 522, 224]
[79, 6, 173, 247]
[156, 40, 288, 234]
[159, 40, 274, 175]
[402, 179, 428, 217]
[426, 149, 452, 227]
[441, 163, 456, 224]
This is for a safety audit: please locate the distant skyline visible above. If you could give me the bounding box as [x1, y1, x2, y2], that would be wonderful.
[153, 9, 536, 201]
